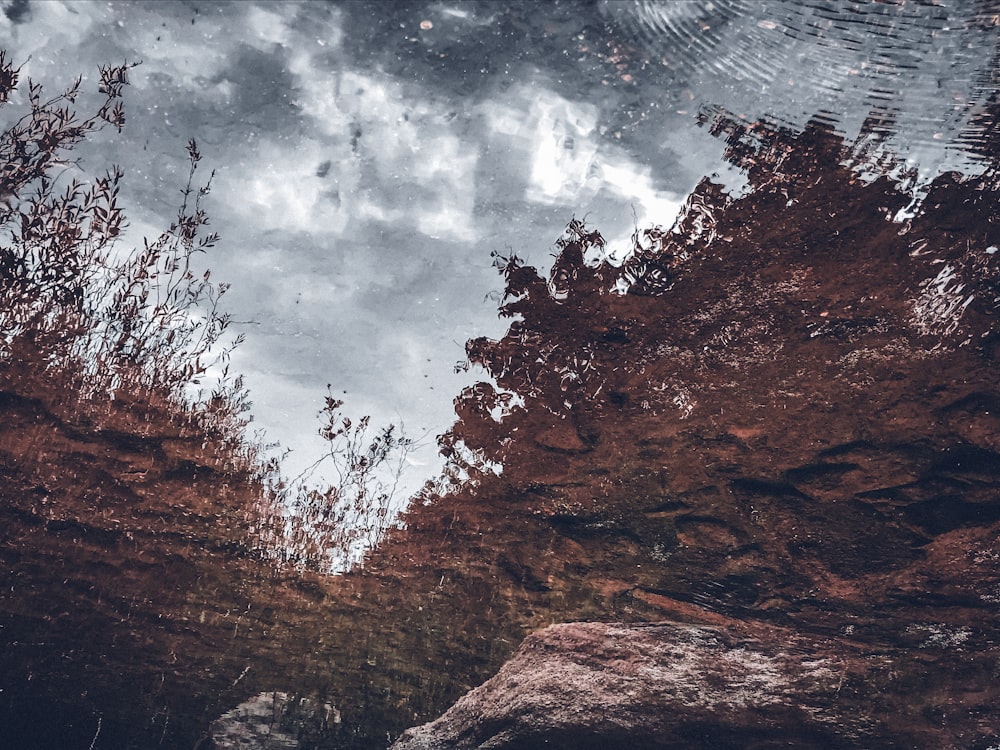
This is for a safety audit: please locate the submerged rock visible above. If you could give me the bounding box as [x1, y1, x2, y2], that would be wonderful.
[206, 692, 301, 750]
[204, 692, 340, 750]
[392, 619, 996, 749]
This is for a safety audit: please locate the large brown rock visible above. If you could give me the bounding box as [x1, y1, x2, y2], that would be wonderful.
[392, 619, 994, 750]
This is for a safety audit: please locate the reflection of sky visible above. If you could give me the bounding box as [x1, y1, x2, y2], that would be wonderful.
[3, 1, 997, 487]
[1, 0, 694, 486]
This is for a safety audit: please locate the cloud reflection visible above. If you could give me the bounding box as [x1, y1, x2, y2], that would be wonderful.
[1, 1, 692, 488]
[482, 85, 681, 251]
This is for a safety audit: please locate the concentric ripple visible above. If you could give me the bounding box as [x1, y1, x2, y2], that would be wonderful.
[600, 0, 1000, 165]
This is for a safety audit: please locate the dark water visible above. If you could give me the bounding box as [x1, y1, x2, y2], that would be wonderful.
[603, 0, 997, 157]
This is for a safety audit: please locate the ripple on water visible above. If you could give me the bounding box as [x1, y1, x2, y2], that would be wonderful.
[600, 0, 1000, 164]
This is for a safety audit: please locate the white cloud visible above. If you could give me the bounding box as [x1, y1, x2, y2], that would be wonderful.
[482, 86, 600, 206]
[526, 97, 600, 204]
[125, 32, 230, 92]
[480, 84, 682, 255]
[417, 200, 476, 242]
[1, 2, 99, 69]
[285, 61, 480, 243]
[243, 5, 295, 50]
[224, 137, 355, 236]
[598, 156, 684, 252]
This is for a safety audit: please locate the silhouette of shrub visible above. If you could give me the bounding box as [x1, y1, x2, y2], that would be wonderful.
[0, 52, 251, 443]
[253, 387, 416, 571]
[0, 52, 423, 572]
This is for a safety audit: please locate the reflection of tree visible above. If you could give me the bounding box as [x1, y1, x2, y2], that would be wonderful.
[0, 52, 250, 440]
[0, 52, 421, 574]
[270, 389, 415, 571]
[442, 216, 687, 474]
[445, 223, 626, 469]
[442, 99, 1000, 493]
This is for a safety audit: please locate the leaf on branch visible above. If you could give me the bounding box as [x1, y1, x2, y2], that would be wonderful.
[186, 138, 201, 164]
[0, 51, 20, 104]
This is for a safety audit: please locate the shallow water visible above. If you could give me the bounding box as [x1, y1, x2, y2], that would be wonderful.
[2, 2, 1000, 748]
[5, 0, 996, 486]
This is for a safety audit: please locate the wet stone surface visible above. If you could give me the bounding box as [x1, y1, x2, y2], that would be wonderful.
[205, 692, 340, 750]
